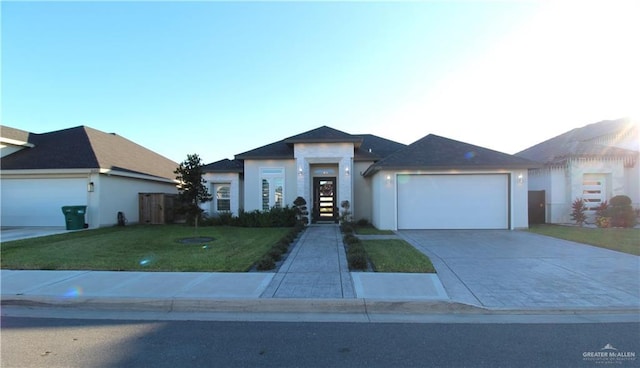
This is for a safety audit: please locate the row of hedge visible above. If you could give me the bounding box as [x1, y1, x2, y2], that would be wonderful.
[254, 222, 305, 271]
[341, 223, 369, 271]
[203, 207, 299, 228]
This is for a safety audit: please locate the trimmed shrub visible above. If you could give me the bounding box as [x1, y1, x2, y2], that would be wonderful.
[275, 242, 289, 253]
[231, 207, 297, 227]
[608, 195, 636, 228]
[343, 233, 359, 245]
[356, 218, 370, 226]
[268, 248, 283, 261]
[340, 223, 354, 234]
[256, 255, 275, 271]
[348, 252, 368, 270]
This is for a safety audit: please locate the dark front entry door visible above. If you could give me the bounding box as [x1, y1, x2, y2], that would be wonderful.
[528, 190, 546, 224]
[313, 177, 337, 223]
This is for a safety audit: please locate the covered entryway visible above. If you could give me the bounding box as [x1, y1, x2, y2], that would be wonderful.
[397, 174, 509, 229]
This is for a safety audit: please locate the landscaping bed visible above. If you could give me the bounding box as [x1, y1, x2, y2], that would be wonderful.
[362, 239, 436, 273]
[341, 222, 435, 273]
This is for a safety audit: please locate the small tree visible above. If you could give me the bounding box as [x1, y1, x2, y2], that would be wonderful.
[174, 154, 212, 230]
[339, 200, 352, 224]
[570, 198, 587, 227]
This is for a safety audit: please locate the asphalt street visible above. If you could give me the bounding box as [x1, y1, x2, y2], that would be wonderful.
[2, 316, 639, 368]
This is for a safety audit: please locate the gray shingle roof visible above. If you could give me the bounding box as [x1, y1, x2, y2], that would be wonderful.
[364, 134, 539, 176]
[234, 139, 293, 160]
[515, 118, 638, 165]
[0, 126, 32, 144]
[284, 125, 363, 145]
[354, 134, 406, 161]
[202, 158, 244, 173]
[233, 126, 404, 161]
[1, 125, 178, 180]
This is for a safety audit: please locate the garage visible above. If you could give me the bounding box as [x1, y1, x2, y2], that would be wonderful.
[0, 178, 87, 227]
[397, 174, 509, 229]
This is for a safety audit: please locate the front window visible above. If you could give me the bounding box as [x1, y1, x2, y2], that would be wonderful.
[261, 168, 284, 210]
[215, 184, 231, 212]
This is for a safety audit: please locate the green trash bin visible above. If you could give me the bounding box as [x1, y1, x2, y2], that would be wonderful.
[62, 206, 87, 230]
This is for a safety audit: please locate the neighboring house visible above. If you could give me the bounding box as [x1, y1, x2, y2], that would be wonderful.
[203, 126, 537, 230]
[1, 125, 178, 228]
[516, 118, 639, 224]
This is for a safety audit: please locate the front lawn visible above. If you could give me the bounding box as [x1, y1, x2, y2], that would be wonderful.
[362, 239, 436, 273]
[527, 224, 640, 256]
[1, 225, 291, 272]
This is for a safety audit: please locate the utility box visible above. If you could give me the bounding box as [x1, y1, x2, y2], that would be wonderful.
[61, 205, 87, 230]
[139, 193, 177, 224]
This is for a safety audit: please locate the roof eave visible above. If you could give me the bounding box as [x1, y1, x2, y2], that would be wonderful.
[234, 154, 294, 160]
[203, 168, 244, 173]
[284, 138, 363, 147]
[363, 163, 541, 177]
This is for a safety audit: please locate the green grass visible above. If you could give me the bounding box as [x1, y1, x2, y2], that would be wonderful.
[362, 239, 436, 273]
[527, 224, 640, 256]
[354, 226, 395, 235]
[1, 225, 291, 272]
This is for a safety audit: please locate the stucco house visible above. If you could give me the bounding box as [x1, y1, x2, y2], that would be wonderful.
[1, 125, 178, 228]
[202, 126, 538, 230]
[516, 118, 639, 224]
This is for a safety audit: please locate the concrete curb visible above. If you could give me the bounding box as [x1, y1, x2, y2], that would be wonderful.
[0, 296, 471, 314]
[3, 295, 638, 316]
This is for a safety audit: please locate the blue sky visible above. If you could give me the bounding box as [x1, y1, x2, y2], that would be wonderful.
[2, 1, 638, 164]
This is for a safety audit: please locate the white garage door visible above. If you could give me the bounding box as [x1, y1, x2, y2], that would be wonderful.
[397, 174, 509, 229]
[1, 178, 87, 227]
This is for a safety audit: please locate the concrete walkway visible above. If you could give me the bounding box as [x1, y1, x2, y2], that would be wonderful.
[261, 225, 355, 298]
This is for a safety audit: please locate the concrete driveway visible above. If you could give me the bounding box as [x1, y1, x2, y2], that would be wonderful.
[399, 230, 640, 310]
[1, 227, 71, 242]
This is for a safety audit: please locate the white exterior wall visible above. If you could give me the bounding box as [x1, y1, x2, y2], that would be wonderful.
[202, 172, 242, 216]
[529, 167, 570, 224]
[243, 159, 296, 211]
[511, 170, 529, 229]
[625, 165, 640, 210]
[568, 158, 625, 203]
[94, 174, 177, 228]
[353, 161, 374, 223]
[294, 143, 354, 220]
[371, 169, 529, 230]
[371, 170, 398, 230]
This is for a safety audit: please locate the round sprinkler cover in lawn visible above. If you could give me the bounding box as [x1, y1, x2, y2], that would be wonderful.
[178, 237, 214, 244]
